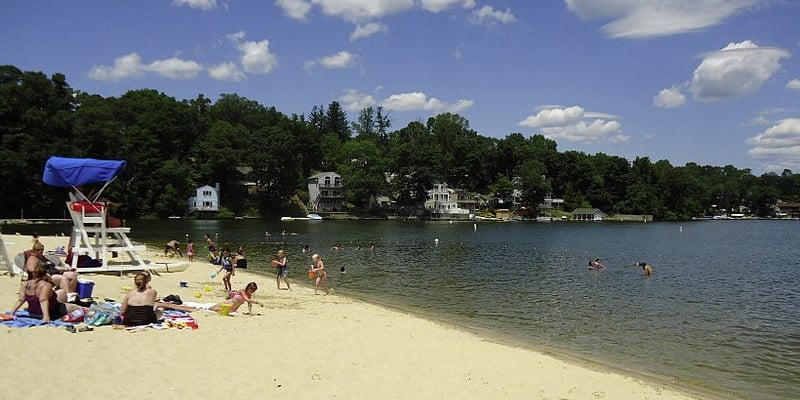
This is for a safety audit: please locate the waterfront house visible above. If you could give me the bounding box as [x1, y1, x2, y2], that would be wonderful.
[189, 184, 220, 212]
[308, 172, 344, 212]
[571, 208, 605, 221]
[425, 183, 471, 219]
[776, 202, 800, 218]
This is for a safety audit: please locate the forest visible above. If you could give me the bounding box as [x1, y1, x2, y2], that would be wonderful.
[2, 65, 799, 221]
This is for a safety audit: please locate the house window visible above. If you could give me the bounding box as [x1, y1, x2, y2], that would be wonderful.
[324, 177, 331, 187]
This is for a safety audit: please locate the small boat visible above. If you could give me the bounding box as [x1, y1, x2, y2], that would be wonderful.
[281, 214, 323, 221]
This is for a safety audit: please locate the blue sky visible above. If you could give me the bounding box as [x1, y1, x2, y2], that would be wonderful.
[2, 0, 799, 174]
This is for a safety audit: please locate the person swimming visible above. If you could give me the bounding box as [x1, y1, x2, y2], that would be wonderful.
[638, 262, 654, 276]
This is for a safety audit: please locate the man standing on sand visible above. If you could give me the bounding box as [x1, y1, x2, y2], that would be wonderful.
[638, 262, 654, 276]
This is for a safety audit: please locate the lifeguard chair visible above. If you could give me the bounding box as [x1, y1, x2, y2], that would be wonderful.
[43, 157, 150, 273]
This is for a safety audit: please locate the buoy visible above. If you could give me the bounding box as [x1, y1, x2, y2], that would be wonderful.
[434, 238, 439, 245]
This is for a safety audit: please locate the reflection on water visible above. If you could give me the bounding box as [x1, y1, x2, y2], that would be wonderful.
[22, 219, 800, 399]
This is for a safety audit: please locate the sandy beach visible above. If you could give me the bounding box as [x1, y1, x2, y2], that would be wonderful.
[1, 233, 705, 400]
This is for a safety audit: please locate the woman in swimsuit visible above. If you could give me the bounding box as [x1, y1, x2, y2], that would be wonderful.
[9, 262, 78, 322]
[121, 272, 162, 326]
[25, 243, 78, 295]
[210, 282, 262, 315]
[311, 253, 329, 295]
[235, 246, 247, 269]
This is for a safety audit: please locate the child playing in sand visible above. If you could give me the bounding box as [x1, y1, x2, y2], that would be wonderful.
[211, 282, 262, 315]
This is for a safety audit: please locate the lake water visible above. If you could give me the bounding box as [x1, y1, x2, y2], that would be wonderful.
[21, 219, 800, 399]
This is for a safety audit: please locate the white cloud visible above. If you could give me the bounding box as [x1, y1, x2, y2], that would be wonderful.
[88, 53, 202, 81]
[653, 85, 687, 108]
[208, 62, 246, 81]
[518, 105, 629, 143]
[747, 118, 800, 172]
[172, 0, 217, 10]
[306, 51, 358, 70]
[148, 57, 203, 79]
[228, 32, 278, 74]
[275, 0, 312, 20]
[312, 0, 415, 23]
[565, 0, 757, 39]
[339, 89, 377, 111]
[788, 78, 800, 90]
[469, 5, 515, 26]
[350, 22, 388, 41]
[518, 105, 584, 128]
[379, 91, 473, 114]
[690, 40, 789, 102]
[88, 53, 146, 81]
[321, 51, 357, 68]
[421, 0, 476, 13]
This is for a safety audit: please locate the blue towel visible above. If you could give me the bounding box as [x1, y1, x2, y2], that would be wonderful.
[2, 311, 73, 328]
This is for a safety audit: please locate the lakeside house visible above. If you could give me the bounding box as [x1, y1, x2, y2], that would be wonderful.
[425, 183, 471, 219]
[572, 208, 605, 221]
[775, 202, 800, 218]
[307, 172, 344, 212]
[188, 184, 220, 212]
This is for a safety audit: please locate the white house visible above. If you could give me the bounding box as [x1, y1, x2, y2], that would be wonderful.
[571, 208, 604, 221]
[425, 183, 471, 218]
[307, 172, 344, 212]
[189, 184, 220, 212]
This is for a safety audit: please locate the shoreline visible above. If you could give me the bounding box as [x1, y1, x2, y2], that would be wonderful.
[0, 232, 714, 399]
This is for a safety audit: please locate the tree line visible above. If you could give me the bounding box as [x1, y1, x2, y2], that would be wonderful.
[2, 65, 799, 221]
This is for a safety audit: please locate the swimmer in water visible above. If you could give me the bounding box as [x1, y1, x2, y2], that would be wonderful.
[637, 262, 654, 276]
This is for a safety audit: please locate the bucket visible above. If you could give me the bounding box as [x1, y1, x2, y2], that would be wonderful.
[77, 280, 95, 299]
[308, 270, 315, 279]
[179, 281, 188, 287]
[218, 303, 232, 316]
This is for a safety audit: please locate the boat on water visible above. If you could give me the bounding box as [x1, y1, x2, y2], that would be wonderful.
[280, 214, 323, 221]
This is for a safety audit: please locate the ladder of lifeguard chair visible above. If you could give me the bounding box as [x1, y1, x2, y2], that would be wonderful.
[0, 233, 23, 276]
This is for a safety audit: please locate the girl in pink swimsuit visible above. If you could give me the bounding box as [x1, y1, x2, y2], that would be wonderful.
[211, 282, 262, 315]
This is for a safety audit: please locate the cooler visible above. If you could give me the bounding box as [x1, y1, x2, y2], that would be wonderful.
[77, 279, 95, 299]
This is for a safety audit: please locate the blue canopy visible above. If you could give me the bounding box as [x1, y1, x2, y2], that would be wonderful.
[42, 156, 127, 188]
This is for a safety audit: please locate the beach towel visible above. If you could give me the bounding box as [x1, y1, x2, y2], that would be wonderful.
[1, 311, 74, 328]
[123, 310, 198, 332]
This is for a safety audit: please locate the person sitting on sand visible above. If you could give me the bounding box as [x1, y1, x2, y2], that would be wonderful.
[121, 272, 162, 326]
[9, 262, 79, 322]
[638, 262, 654, 276]
[210, 282, 262, 315]
[25, 243, 78, 295]
[235, 246, 247, 269]
[311, 253, 329, 295]
[164, 240, 182, 257]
